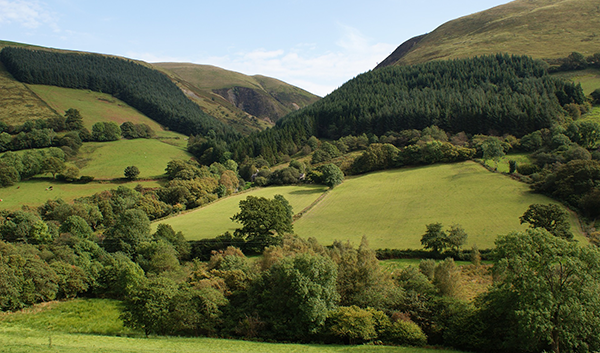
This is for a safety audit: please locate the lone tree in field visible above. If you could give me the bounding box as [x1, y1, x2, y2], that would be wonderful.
[481, 137, 505, 170]
[519, 203, 573, 240]
[231, 195, 293, 252]
[421, 223, 467, 254]
[124, 165, 140, 180]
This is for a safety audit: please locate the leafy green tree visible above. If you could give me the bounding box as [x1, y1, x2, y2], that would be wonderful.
[121, 276, 179, 337]
[64, 108, 84, 130]
[519, 203, 573, 240]
[446, 224, 468, 254]
[102, 209, 152, 256]
[327, 305, 385, 344]
[480, 229, 600, 353]
[318, 163, 344, 188]
[251, 253, 339, 340]
[153, 223, 190, 260]
[59, 215, 93, 239]
[124, 165, 140, 180]
[433, 258, 462, 297]
[0, 162, 19, 187]
[481, 138, 505, 170]
[333, 237, 403, 311]
[42, 157, 66, 179]
[91, 122, 121, 142]
[420, 223, 447, 254]
[231, 195, 293, 252]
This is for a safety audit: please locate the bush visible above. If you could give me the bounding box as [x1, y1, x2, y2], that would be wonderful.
[516, 163, 539, 175]
[77, 175, 95, 183]
[384, 320, 427, 346]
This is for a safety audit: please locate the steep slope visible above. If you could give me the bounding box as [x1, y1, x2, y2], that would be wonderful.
[379, 0, 600, 67]
[0, 41, 318, 135]
[154, 63, 320, 124]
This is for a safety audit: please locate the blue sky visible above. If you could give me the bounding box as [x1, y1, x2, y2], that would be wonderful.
[0, 0, 511, 96]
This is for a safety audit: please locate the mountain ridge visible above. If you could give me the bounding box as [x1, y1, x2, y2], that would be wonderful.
[378, 0, 600, 67]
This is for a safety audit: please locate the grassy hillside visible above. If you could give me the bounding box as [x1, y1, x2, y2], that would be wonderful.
[294, 162, 585, 249]
[155, 63, 320, 124]
[0, 299, 465, 353]
[152, 185, 328, 239]
[152, 162, 584, 249]
[75, 139, 191, 179]
[383, 0, 600, 67]
[28, 85, 171, 133]
[0, 63, 59, 125]
[0, 179, 161, 211]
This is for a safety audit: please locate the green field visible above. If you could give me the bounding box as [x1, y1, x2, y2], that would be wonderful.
[152, 185, 329, 239]
[0, 179, 161, 211]
[0, 299, 463, 353]
[28, 84, 186, 140]
[75, 139, 192, 179]
[292, 162, 584, 249]
[0, 63, 59, 125]
[552, 68, 600, 95]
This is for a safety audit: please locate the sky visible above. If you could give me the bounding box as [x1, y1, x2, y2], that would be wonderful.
[0, 0, 512, 96]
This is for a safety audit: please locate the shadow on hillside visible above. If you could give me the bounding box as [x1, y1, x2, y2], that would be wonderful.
[288, 188, 325, 195]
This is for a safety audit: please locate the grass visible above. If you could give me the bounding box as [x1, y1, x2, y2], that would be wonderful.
[0, 299, 464, 353]
[0, 63, 59, 125]
[75, 139, 192, 179]
[481, 153, 532, 173]
[394, 0, 600, 66]
[0, 179, 161, 211]
[292, 161, 585, 249]
[27, 85, 182, 139]
[152, 185, 329, 239]
[552, 68, 600, 95]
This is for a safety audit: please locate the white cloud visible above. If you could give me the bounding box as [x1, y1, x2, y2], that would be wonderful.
[196, 26, 395, 97]
[0, 0, 57, 30]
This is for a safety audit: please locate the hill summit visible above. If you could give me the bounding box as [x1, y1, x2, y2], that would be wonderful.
[377, 0, 600, 68]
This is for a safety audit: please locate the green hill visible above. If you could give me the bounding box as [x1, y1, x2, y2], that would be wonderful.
[154, 63, 320, 126]
[378, 0, 600, 68]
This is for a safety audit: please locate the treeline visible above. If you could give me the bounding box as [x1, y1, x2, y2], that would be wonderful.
[228, 54, 585, 163]
[547, 51, 600, 72]
[0, 107, 155, 155]
[0, 47, 237, 140]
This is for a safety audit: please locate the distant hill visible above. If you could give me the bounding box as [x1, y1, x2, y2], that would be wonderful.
[0, 41, 318, 135]
[154, 63, 320, 125]
[377, 0, 600, 68]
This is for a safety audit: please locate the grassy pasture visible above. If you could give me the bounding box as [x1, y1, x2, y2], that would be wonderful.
[480, 153, 532, 173]
[27, 84, 185, 140]
[552, 68, 600, 95]
[0, 179, 161, 211]
[0, 63, 59, 125]
[0, 299, 464, 353]
[152, 185, 329, 239]
[292, 161, 584, 249]
[75, 139, 191, 179]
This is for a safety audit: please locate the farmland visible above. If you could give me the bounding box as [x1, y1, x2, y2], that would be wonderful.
[75, 139, 191, 179]
[293, 162, 584, 249]
[154, 161, 584, 249]
[151, 185, 329, 238]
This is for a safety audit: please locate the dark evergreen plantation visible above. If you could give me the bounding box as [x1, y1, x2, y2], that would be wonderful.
[230, 54, 584, 162]
[0, 47, 238, 140]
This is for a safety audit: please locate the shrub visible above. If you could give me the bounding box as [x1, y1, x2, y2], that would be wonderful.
[384, 320, 427, 346]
